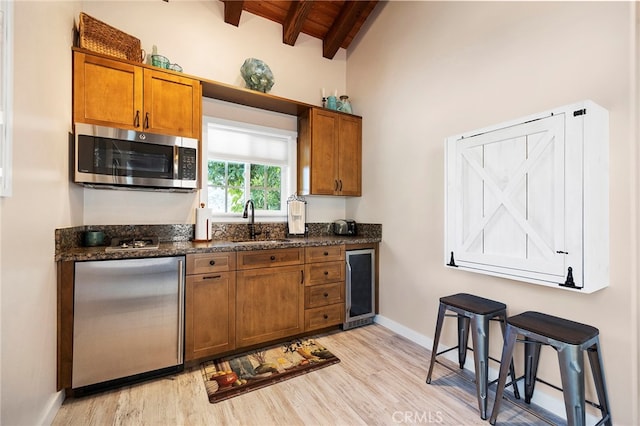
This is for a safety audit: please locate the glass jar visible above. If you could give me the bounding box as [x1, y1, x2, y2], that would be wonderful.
[338, 95, 352, 114]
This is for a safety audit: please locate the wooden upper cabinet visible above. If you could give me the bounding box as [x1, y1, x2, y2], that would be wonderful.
[298, 108, 362, 196]
[143, 69, 201, 138]
[73, 51, 201, 139]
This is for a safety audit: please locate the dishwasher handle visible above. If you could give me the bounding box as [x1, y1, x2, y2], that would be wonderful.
[177, 258, 185, 364]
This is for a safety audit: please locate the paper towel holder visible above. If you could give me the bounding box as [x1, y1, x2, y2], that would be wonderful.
[286, 194, 308, 237]
[193, 203, 212, 242]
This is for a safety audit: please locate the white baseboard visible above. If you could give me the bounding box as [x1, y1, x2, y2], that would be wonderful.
[373, 314, 600, 424]
[39, 391, 64, 426]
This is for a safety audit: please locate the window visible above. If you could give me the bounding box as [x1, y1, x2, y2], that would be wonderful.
[202, 117, 297, 217]
[0, 0, 13, 197]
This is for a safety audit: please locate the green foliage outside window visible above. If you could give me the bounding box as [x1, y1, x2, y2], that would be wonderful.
[208, 160, 282, 213]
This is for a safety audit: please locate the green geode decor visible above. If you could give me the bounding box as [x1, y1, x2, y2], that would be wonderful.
[240, 58, 275, 93]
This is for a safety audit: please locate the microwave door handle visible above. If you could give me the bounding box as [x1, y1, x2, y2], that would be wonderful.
[173, 146, 180, 180]
[112, 158, 119, 183]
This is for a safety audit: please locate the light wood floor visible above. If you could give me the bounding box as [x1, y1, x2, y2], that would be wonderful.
[53, 324, 561, 425]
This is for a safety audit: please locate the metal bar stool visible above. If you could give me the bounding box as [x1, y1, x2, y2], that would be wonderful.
[489, 311, 612, 426]
[426, 293, 520, 420]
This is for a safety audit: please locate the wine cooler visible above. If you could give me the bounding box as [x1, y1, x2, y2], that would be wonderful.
[344, 248, 376, 330]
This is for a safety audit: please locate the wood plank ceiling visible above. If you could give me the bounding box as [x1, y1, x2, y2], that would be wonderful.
[221, 0, 379, 59]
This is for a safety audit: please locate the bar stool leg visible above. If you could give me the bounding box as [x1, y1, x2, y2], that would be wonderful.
[489, 323, 518, 425]
[586, 342, 612, 426]
[524, 337, 542, 404]
[557, 344, 586, 426]
[469, 314, 489, 419]
[458, 314, 470, 369]
[426, 302, 447, 384]
[498, 314, 521, 400]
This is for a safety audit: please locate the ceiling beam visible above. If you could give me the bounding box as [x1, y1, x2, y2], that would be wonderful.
[322, 0, 370, 59]
[282, 0, 314, 46]
[223, 0, 244, 26]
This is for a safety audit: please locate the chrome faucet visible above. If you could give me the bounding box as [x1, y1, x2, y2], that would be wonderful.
[242, 199, 260, 239]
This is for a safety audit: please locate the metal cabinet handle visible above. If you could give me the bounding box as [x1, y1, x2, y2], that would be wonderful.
[270, 255, 276, 261]
[134, 110, 140, 127]
[323, 314, 328, 319]
[209, 260, 216, 265]
[203, 275, 221, 280]
[324, 271, 329, 275]
[323, 292, 329, 297]
[323, 251, 329, 256]
[144, 112, 149, 129]
[301, 270, 304, 284]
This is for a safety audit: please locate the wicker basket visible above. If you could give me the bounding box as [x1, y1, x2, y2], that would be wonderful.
[78, 13, 143, 62]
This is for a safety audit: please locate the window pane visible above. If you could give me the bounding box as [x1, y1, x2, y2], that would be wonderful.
[227, 162, 245, 186]
[251, 164, 265, 186]
[250, 189, 265, 209]
[267, 190, 281, 210]
[267, 166, 281, 187]
[227, 188, 243, 213]
[208, 161, 225, 185]
[208, 186, 225, 211]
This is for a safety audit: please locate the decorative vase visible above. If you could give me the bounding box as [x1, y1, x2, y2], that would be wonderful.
[240, 58, 275, 93]
[326, 95, 338, 110]
[338, 95, 352, 114]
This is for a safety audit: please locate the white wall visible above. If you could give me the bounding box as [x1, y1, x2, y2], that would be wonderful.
[1, 1, 82, 424]
[0, 1, 348, 424]
[81, 0, 347, 225]
[348, 1, 637, 424]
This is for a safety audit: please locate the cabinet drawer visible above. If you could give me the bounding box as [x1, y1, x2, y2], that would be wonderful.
[305, 261, 345, 286]
[305, 282, 344, 308]
[305, 245, 345, 263]
[237, 248, 304, 270]
[186, 252, 236, 275]
[305, 304, 344, 331]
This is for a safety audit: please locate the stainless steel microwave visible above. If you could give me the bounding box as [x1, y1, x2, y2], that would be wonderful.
[74, 123, 198, 191]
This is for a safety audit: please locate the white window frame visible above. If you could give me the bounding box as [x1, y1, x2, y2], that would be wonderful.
[201, 116, 297, 221]
[0, 0, 13, 197]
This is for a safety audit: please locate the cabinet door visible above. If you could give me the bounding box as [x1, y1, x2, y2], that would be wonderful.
[337, 114, 362, 196]
[186, 252, 236, 275]
[185, 272, 236, 361]
[304, 304, 344, 331]
[143, 69, 201, 139]
[447, 114, 566, 282]
[236, 265, 304, 347]
[310, 109, 340, 195]
[304, 261, 345, 286]
[305, 245, 345, 263]
[73, 52, 142, 129]
[236, 248, 304, 270]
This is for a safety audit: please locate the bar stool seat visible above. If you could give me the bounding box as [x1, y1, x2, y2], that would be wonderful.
[489, 311, 612, 426]
[426, 293, 520, 420]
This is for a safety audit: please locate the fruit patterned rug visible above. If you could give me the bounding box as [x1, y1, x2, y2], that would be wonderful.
[201, 337, 340, 403]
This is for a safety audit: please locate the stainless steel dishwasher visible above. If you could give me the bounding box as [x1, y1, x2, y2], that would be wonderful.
[72, 256, 184, 391]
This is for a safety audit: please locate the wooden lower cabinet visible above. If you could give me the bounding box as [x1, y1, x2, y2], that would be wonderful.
[304, 245, 346, 331]
[184, 252, 236, 361]
[236, 264, 305, 347]
[185, 272, 236, 361]
[184, 246, 346, 361]
[305, 304, 345, 331]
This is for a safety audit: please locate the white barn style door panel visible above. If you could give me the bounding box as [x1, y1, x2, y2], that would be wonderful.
[444, 100, 609, 293]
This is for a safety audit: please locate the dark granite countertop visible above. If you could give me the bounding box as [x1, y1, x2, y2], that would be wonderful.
[55, 223, 381, 262]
